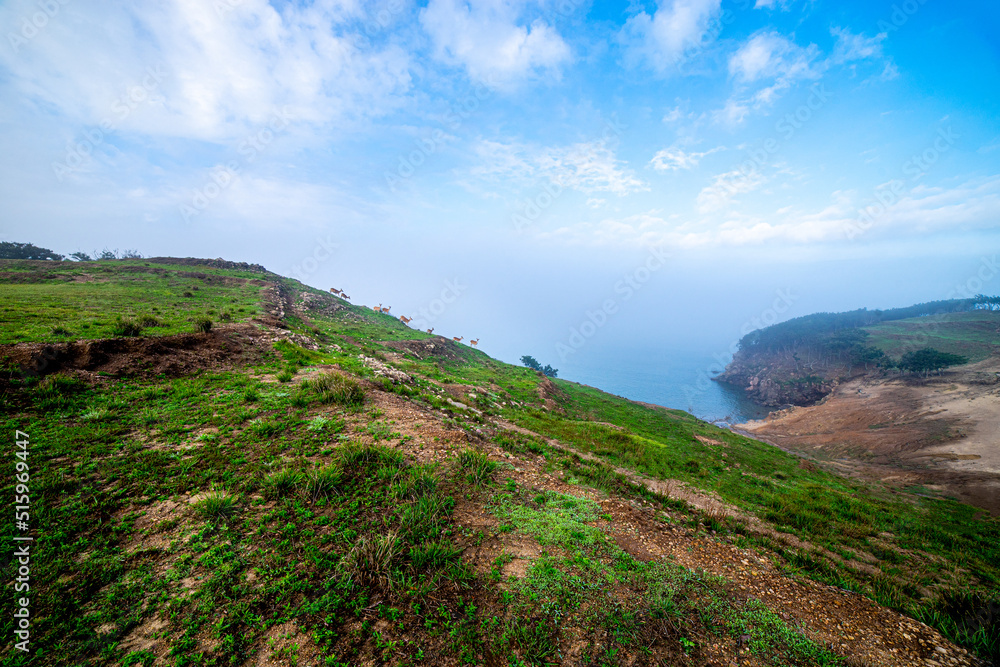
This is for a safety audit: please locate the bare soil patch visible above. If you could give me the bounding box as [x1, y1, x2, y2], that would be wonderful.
[737, 357, 1000, 513]
[380, 336, 465, 362]
[0, 322, 273, 381]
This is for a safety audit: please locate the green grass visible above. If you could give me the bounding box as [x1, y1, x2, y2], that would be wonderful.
[194, 491, 238, 521]
[863, 310, 1000, 363]
[311, 372, 365, 407]
[458, 449, 497, 486]
[489, 486, 842, 666]
[0, 259, 263, 343]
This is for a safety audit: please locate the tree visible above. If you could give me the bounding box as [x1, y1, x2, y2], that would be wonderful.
[898, 348, 968, 377]
[69, 251, 93, 261]
[974, 294, 1000, 311]
[855, 345, 888, 371]
[521, 355, 558, 378]
[0, 241, 64, 260]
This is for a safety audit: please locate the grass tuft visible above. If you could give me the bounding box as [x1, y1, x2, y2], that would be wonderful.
[312, 372, 365, 407]
[263, 468, 302, 499]
[194, 491, 237, 521]
[458, 449, 497, 486]
[409, 540, 462, 569]
[342, 532, 401, 586]
[111, 316, 144, 337]
[302, 465, 342, 503]
[338, 442, 404, 470]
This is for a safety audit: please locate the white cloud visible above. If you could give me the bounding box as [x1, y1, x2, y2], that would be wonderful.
[0, 0, 412, 142]
[534, 176, 1000, 249]
[830, 27, 886, 64]
[419, 0, 571, 87]
[619, 0, 723, 73]
[716, 30, 821, 124]
[728, 31, 818, 83]
[696, 168, 766, 212]
[753, 0, 793, 9]
[881, 62, 900, 80]
[650, 145, 722, 171]
[662, 106, 684, 122]
[830, 27, 898, 81]
[471, 139, 648, 196]
[717, 26, 896, 125]
[979, 138, 1000, 154]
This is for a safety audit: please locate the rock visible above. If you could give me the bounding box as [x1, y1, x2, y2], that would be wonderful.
[359, 355, 411, 384]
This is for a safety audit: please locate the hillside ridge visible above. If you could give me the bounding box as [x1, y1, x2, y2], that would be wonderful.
[1, 257, 997, 666]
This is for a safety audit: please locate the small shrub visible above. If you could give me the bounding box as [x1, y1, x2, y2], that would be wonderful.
[194, 492, 237, 521]
[276, 369, 294, 383]
[458, 449, 497, 486]
[193, 317, 212, 333]
[313, 372, 365, 407]
[50, 325, 72, 336]
[218, 309, 233, 322]
[111, 316, 144, 337]
[182, 291, 193, 298]
[241, 387, 259, 403]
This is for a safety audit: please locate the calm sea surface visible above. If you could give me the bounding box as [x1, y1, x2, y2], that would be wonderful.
[558, 348, 771, 426]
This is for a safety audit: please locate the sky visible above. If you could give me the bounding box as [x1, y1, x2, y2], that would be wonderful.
[1, 0, 999, 378]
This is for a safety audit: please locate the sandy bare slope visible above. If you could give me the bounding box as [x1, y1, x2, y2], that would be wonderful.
[737, 357, 1000, 513]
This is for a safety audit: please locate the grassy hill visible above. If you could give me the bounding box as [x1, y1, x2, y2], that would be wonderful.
[1, 258, 998, 666]
[863, 311, 1000, 363]
[716, 302, 1000, 407]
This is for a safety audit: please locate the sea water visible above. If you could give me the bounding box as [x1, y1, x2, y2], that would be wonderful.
[557, 348, 771, 426]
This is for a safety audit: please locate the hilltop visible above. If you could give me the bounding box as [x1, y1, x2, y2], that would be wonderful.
[1, 258, 998, 666]
[715, 301, 1000, 407]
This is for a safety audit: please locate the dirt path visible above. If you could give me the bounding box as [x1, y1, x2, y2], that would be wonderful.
[353, 388, 983, 667]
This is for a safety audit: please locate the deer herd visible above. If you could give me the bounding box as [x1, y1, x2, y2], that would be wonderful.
[329, 289, 479, 347]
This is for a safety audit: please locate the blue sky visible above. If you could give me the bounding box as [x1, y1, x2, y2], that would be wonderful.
[1, 0, 998, 373]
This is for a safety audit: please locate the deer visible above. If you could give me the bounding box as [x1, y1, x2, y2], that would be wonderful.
[426, 328, 434, 334]
[329, 288, 342, 295]
[382, 305, 391, 313]
[452, 336, 463, 343]
[399, 315, 412, 324]
[341, 294, 350, 300]
[373, 303, 382, 313]
[470, 339, 479, 346]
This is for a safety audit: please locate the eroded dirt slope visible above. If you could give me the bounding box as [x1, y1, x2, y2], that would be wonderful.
[737, 357, 1000, 513]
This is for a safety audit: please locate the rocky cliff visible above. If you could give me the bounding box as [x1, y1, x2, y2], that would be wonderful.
[714, 348, 846, 407]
